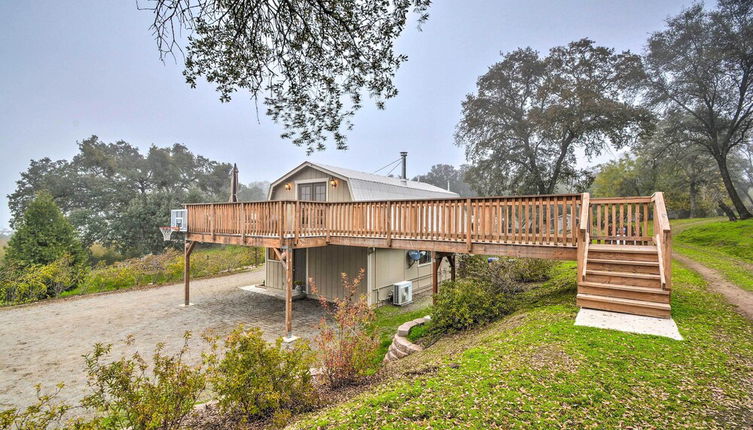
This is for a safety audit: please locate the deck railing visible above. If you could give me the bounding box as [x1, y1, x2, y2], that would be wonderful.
[186, 194, 670, 249]
[186, 194, 584, 247]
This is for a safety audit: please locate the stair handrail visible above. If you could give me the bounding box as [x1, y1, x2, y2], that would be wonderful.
[651, 192, 672, 290]
[655, 233, 667, 287]
[577, 193, 591, 281]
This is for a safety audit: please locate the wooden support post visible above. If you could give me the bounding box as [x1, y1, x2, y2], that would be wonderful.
[449, 254, 456, 282]
[284, 246, 294, 337]
[183, 241, 197, 306]
[432, 251, 441, 305]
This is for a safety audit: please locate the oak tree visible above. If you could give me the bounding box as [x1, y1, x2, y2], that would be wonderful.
[642, 1, 753, 219]
[456, 39, 652, 196]
[143, 0, 430, 153]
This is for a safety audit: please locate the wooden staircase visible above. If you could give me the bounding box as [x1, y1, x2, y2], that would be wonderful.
[577, 244, 670, 318]
[576, 194, 673, 319]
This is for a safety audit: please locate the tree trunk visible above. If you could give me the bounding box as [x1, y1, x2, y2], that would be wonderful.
[689, 180, 699, 219]
[715, 155, 752, 219]
[718, 201, 738, 221]
[744, 190, 753, 209]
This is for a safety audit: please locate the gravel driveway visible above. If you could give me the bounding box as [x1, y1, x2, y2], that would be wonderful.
[0, 268, 325, 411]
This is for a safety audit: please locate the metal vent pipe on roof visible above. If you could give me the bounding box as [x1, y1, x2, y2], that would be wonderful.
[400, 152, 407, 180]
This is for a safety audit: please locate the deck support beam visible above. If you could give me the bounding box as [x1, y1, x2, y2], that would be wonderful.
[183, 240, 197, 306]
[449, 254, 456, 282]
[283, 247, 294, 338]
[431, 252, 455, 305]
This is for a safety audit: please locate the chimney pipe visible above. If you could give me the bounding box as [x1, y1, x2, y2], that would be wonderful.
[400, 152, 407, 180]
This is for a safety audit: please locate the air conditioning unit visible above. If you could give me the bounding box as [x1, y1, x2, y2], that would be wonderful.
[392, 281, 413, 306]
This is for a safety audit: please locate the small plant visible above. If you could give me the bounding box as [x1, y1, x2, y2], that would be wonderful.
[204, 326, 317, 425]
[312, 269, 379, 387]
[0, 384, 70, 430]
[81, 332, 205, 430]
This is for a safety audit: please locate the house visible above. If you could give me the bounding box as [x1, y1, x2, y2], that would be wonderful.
[263, 161, 458, 305]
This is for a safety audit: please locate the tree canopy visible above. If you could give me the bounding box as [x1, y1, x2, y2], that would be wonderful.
[8, 136, 233, 257]
[143, 0, 430, 153]
[412, 164, 475, 196]
[642, 0, 753, 219]
[455, 39, 652, 196]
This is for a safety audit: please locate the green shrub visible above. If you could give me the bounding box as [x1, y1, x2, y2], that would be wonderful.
[81, 333, 205, 430]
[0, 384, 70, 430]
[458, 255, 554, 284]
[508, 258, 556, 282]
[205, 326, 317, 425]
[0, 255, 88, 305]
[430, 279, 505, 334]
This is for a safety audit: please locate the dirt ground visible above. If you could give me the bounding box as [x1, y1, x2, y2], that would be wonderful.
[674, 254, 753, 321]
[0, 268, 325, 411]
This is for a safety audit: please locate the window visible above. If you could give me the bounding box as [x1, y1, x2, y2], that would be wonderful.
[418, 251, 431, 265]
[408, 250, 432, 266]
[267, 248, 279, 261]
[298, 182, 326, 201]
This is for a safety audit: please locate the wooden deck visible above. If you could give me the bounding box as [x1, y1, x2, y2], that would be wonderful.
[181, 192, 673, 334]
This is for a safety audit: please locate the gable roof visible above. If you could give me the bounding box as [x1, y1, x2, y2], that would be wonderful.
[268, 161, 459, 201]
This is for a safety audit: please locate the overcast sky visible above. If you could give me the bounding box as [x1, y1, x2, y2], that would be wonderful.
[0, 0, 691, 230]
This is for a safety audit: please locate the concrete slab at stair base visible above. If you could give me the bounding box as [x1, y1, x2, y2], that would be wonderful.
[575, 308, 683, 340]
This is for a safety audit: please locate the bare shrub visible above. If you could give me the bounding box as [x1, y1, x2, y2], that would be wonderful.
[312, 269, 379, 387]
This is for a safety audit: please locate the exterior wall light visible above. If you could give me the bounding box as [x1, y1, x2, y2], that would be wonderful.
[284, 183, 292, 191]
[330, 178, 338, 188]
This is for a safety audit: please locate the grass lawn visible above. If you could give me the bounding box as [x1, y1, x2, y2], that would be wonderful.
[673, 217, 753, 292]
[370, 299, 433, 368]
[291, 262, 753, 429]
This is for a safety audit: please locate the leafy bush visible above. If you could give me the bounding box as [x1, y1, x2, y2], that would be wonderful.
[313, 269, 379, 387]
[430, 279, 505, 333]
[0, 384, 70, 430]
[81, 333, 205, 430]
[431, 256, 559, 335]
[0, 255, 88, 305]
[458, 255, 555, 284]
[205, 326, 317, 425]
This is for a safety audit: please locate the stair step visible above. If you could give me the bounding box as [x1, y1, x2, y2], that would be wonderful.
[588, 259, 659, 267]
[589, 244, 657, 254]
[580, 281, 667, 294]
[577, 293, 671, 318]
[579, 281, 669, 303]
[586, 270, 660, 280]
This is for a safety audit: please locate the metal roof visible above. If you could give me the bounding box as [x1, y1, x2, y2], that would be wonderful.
[268, 161, 459, 201]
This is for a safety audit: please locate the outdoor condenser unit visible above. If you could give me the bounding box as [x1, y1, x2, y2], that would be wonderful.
[392, 281, 413, 306]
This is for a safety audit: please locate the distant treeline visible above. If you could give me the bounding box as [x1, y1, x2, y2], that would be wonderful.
[8, 136, 268, 257]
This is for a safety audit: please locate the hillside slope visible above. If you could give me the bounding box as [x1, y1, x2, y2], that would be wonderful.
[674, 218, 753, 291]
[291, 263, 753, 429]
